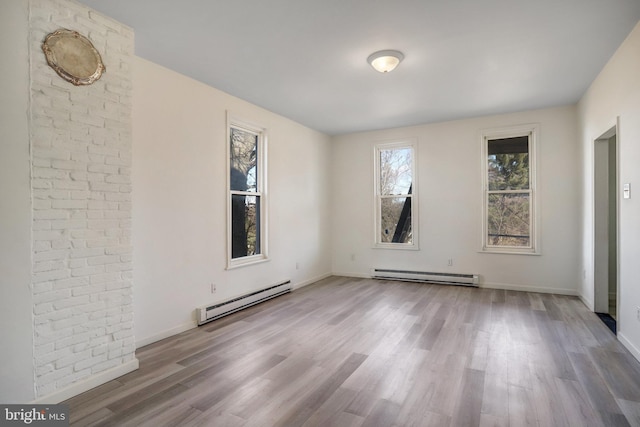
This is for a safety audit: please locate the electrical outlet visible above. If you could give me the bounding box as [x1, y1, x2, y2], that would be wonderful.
[447, 258, 453, 267]
[637, 306, 640, 322]
[211, 283, 216, 294]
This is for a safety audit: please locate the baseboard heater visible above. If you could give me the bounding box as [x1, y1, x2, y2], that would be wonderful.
[196, 280, 292, 326]
[371, 268, 479, 287]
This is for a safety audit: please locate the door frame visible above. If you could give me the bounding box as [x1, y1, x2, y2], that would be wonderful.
[592, 118, 620, 330]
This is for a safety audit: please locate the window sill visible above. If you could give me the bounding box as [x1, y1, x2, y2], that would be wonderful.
[480, 248, 540, 256]
[374, 243, 420, 251]
[227, 255, 269, 270]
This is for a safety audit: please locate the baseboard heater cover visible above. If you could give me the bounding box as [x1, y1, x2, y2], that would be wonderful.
[197, 280, 292, 326]
[371, 269, 479, 287]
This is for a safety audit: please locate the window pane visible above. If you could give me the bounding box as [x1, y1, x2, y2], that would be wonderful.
[231, 195, 260, 258]
[487, 136, 529, 191]
[380, 197, 412, 244]
[230, 127, 257, 192]
[380, 147, 412, 195]
[487, 193, 530, 247]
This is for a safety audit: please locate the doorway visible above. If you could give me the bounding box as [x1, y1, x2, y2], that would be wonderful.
[594, 125, 618, 334]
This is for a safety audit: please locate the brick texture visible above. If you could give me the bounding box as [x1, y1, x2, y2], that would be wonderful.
[29, 0, 134, 399]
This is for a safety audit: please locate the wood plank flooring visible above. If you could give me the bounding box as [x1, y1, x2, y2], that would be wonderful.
[64, 276, 640, 426]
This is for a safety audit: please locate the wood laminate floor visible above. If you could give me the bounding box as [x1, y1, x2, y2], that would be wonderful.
[65, 276, 640, 426]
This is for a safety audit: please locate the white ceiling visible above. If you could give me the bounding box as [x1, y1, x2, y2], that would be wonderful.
[77, 0, 640, 136]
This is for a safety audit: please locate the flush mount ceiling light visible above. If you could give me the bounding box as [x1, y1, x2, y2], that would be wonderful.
[367, 50, 404, 73]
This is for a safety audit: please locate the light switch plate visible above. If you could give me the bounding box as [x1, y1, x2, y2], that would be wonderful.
[624, 183, 630, 199]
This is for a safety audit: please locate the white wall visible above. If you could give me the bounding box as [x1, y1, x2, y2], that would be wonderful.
[578, 21, 640, 359]
[132, 57, 332, 346]
[332, 105, 581, 294]
[0, 0, 35, 404]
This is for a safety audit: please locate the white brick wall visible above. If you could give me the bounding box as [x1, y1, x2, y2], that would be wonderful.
[29, 0, 135, 399]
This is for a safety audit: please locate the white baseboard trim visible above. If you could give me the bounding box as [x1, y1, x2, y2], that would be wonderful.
[335, 272, 579, 296]
[618, 332, 640, 363]
[479, 281, 578, 296]
[331, 271, 371, 279]
[32, 358, 139, 404]
[293, 272, 332, 290]
[136, 321, 197, 349]
[578, 293, 594, 311]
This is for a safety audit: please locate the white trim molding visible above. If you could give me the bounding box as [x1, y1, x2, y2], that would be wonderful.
[32, 358, 139, 404]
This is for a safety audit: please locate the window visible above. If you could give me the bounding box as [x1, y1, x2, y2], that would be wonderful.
[374, 141, 418, 248]
[227, 116, 267, 267]
[482, 125, 538, 253]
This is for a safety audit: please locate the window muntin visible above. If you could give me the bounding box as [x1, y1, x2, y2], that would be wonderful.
[482, 127, 537, 253]
[375, 142, 417, 248]
[228, 119, 267, 267]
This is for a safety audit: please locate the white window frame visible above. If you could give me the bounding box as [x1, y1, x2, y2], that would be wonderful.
[226, 112, 268, 269]
[374, 140, 419, 250]
[481, 124, 539, 254]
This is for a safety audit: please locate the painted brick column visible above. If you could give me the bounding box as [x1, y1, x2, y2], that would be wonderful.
[29, 0, 136, 399]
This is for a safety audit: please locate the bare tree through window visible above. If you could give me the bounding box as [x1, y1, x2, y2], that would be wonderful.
[230, 126, 261, 259]
[376, 144, 415, 245]
[485, 134, 533, 249]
